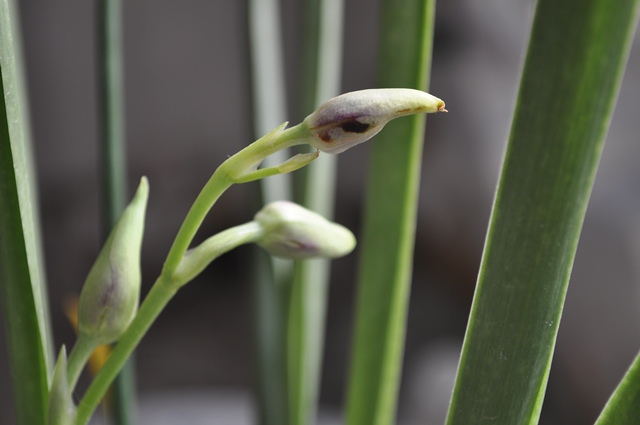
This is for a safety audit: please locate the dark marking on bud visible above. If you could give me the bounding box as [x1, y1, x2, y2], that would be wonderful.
[290, 239, 317, 253]
[397, 108, 411, 113]
[341, 119, 370, 134]
[100, 274, 118, 308]
[319, 132, 332, 142]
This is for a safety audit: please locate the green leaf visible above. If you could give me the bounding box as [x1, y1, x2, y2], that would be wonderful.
[286, 0, 344, 424]
[445, 1, 640, 424]
[252, 254, 290, 425]
[248, 0, 291, 203]
[345, 1, 436, 424]
[0, 0, 52, 424]
[287, 259, 330, 425]
[595, 352, 640, 425]
[248, 0, 292, 423]
[96, 0, 137, 423]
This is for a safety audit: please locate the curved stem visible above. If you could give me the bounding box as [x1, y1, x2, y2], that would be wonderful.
[76, 122, 314, 424]
[173, 221, 264, 285]
[161, 168, 233, 277]
[76, 221, 264, 425]
[66, 333, 98, 393]
[162, 122, 310, 277]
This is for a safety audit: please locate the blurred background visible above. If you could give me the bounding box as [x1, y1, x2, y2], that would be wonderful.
[1, 1, 640, 424]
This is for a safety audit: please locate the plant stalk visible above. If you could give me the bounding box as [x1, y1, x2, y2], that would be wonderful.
[96, 0, 132, 422]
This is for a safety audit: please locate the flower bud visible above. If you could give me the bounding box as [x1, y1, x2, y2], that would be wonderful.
[254, 201, 356, 259]
[78, 177, 148, 345]
[47, 347, 76, 425]
[303, 88, 446, 154]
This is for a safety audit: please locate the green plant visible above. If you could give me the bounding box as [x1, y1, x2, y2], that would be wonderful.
[447, 0, 640, 423]
[2, 1, 640, 425]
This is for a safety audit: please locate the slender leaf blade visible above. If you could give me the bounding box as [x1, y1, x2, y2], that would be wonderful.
[247, 0, 292, 423]
[446, 1, 640, 424]
[287, 0, 344, 424]
[96, 0, 137, 423]
[0, 0, 52, 423]
[345, 1, 436, 424]
[595, 352, 640, 425]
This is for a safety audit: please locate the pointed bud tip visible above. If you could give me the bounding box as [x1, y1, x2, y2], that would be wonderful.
[134, 176, 150, 205]
[48, 346, 76, 425]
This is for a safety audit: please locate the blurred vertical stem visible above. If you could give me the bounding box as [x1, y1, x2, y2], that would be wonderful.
[345, 2, 435, 425]
[288, 1, 343, 424]
[445, 1, 640, 424]
[247, 0, 291, 423]
[97, 0, 135, 424]
[248, 0, 290, 202]
[0, 0, 53, 424]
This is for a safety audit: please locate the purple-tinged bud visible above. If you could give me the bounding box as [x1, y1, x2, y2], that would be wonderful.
[254, 201, 356, 260]
[303, 88, 446, 154]
[78, 177, 148, 345]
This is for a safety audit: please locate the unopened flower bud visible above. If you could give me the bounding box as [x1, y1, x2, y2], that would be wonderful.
[78, 177, 149, 345]
[303, 88, 446, 154]
[255, 201, 356, 259]
[47, 347, 76, 425]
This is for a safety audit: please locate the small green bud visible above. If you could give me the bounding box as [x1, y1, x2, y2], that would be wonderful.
[255, 201, 356, 259]
[47, 347, 76, 425]
[303, 88, 446, 154]
[78, 177, 149, 345]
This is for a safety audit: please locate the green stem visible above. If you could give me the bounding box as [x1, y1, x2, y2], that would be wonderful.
[75, 275, 177, 425]
[66, 333, 98, 393]
[98, 0, 126, 222]
[76, 124, 313, 424]
[173, 221, 264, 285]
[162, 123, 309, 276]
[96, 0, 131, 422]
[161, 168, 233, 275]
[75, 220, 265, 425]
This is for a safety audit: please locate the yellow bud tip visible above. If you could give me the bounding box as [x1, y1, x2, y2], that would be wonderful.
[437, 101, 448, 112]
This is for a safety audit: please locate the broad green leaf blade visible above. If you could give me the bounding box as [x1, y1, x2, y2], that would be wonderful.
[595, 352, 640, 425]
[446, 1, 640, 424]
[345, 1, 436, 424]
[287, 0, 343, 424]
[0, 0, 52, 424]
